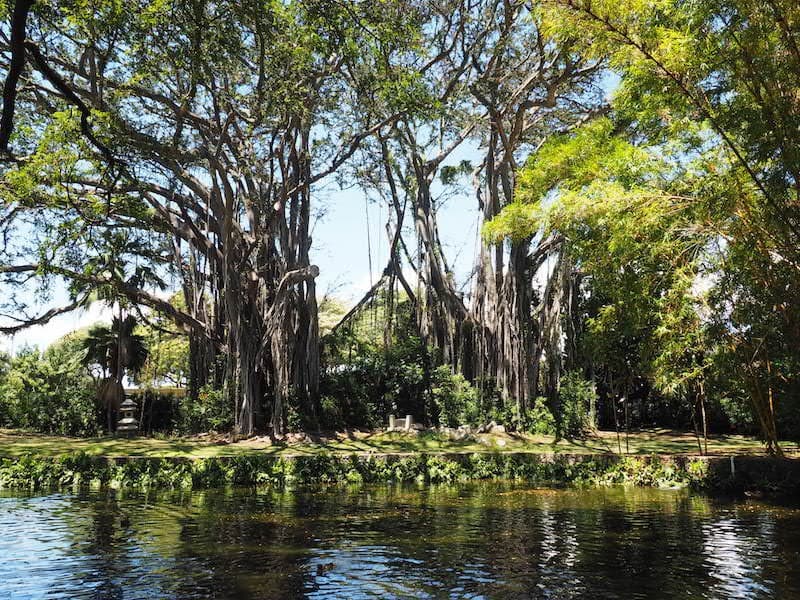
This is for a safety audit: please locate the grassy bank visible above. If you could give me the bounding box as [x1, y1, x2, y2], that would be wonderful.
[0, 428, 787, 459]
[2, 429, 798, 495]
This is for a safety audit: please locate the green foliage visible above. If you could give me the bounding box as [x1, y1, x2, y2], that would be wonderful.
[717, 395, 756, 433]
[488, 403, 520, 429]
[5, 0, 800, 449]
[488, 115, 714, 437]
[83, 315, 149, 379]
[0, 0, 439, 439]
[0, 450, 740, 493]
[0, 451, 700, 491]
[430, 366, 478, 428]
[320, 332, 425, 429]
[318, 395, 346, 431]
[285, 396, 304, 432]
[320, 338, 484, 430]
[180, 385, 233, 434]
[322, 289, 492, 431]
[483, 117, 653, 244]
[0, 342, 100, 437]
[528, 397, 556, 436]
[138, 320, 189, 388]
[557, 372, 597, 439]
[537, 0, 800, 450]
[317, 296, 349, 337]
[597, 456, 708, 490]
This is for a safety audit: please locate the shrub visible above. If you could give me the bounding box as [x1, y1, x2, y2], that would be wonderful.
[0, 345, 100, 437]
[319, 395, 345, 431]
[528, 397, 556, 435]
[318, 362, 380, 429]
[488, 402, 519, 429]
[319, 340, 428, 429]
[717, 394, 756, 433]
[431, 366, 478, 427]
[180, 385, 233, 433]
[0, 452, 719, 491]
[557, 372, 596, 439]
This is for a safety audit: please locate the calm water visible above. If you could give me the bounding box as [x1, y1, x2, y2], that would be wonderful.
[1, 484, 799, 599]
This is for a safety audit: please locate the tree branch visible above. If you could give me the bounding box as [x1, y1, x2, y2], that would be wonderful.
[0, 0, 34, 154]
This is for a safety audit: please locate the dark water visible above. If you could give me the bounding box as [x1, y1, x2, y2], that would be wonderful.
[1, 484, 800, 599]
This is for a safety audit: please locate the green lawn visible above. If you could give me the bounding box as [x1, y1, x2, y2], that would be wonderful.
[0, 428, 793, 459]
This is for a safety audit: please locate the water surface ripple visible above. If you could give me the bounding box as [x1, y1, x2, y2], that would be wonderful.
[1, 484, 799, 599]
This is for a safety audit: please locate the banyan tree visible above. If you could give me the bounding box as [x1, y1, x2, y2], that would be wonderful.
[0, 0, 432, 436]
[332, 0, 605, 422]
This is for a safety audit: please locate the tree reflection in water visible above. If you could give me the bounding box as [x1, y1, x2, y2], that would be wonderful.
[1, 484, 799, 599]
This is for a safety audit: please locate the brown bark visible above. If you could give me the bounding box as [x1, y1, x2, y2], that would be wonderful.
[0, 0, 35, 154]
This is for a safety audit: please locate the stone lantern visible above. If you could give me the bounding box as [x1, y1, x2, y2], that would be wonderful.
[117, 395, 139, 436]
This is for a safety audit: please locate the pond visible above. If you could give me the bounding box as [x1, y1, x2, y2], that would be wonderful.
[1, 483, 799, 599]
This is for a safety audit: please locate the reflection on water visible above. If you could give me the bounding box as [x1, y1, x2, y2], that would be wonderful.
[1, 483, 799, 599]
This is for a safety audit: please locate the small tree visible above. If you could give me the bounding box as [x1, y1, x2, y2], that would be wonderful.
[83, 315, 148, 431]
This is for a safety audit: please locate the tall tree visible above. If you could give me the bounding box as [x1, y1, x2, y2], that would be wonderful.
[542, 0, 800, 452]
[466, 0, 603, 420]
[0, 0, 430, 436]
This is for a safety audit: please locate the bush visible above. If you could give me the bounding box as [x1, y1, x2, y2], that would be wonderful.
[489, 403, 519, 429]
[0, 345, 100, 437]
[528, 397, 556, 435]
[319, 340, 428, 429]
[319, 395, 345, 431]
[180, 385, 233, 433]
[430, 366, 478, 427]
[319, 346, 485, 431]
[557, 372, 596, 439]
[0, 451, 723, 492]
[717, 394, 756, 433]
[318, 361, 382, 429]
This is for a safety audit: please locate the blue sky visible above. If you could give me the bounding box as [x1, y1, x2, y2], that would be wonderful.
[313, 143, 482, 299]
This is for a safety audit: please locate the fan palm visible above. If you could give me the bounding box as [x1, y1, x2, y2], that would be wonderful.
[83, 315, 149, 430]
